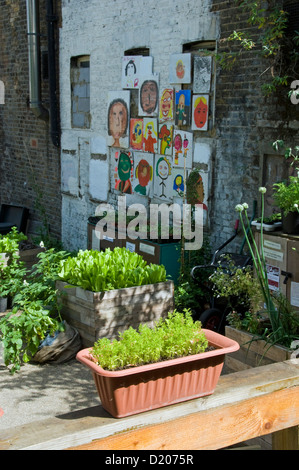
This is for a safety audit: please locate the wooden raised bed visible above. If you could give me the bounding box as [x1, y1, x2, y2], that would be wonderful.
[225, 326, 292, 372]
[56, 280, 175, 347]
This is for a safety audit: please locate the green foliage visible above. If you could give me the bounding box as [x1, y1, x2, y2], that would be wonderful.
[0, 303, 64, 373]
[209, 258, 262, 313]
[0, 228, 28, 299]
[217, 0, 298, 96]
[175, 236, 212, 312]
[58, 247, 167, 292]
[235, 192, 299, 347]
[273, 175, 299, 215]
[0, 246, 70, 373]
[91, 309, 208, 371]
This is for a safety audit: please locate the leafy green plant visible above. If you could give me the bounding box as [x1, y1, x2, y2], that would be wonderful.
[235, 189, 299, 347]
[217, 1, 298, 96]
[58, 247, 167, 292]
[0, 228, 28, 300]
[209, 258, 262, 314]
[0, 303, 64, 373]
[90, 309, 208, 371]
[273, 175, 299, 216]
[0, 245, 71, 373]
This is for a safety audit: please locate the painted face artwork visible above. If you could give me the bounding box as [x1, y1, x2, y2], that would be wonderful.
[159, 88, 174, 121]
[140, 80, 158, 115]
[116, 152, 132, 194]
[176, 60, 185, 79]
[108, 99, 128, 146]
[130, 119, 143, 150]
[134, 159, 152, 195]
[193, 97, 208, 129]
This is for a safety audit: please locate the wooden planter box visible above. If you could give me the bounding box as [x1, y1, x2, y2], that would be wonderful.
[225, 326, 292, 372]
[56, 280, 175, 347]
[87, 222, 181, 283]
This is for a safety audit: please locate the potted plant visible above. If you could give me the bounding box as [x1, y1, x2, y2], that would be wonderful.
[226, 189, 299, 371]
[273, 175, 299, 234]
[272, 140, 299, 235]
[76, 309, 239, 418]
[56, 247, 175, 346]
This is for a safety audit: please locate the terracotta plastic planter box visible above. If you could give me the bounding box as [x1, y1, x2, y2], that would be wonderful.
[76, 329, 239, 418]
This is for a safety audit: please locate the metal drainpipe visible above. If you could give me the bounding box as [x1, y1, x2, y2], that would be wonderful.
[46, 0, 60, 147]
[26, 0, 49, 121]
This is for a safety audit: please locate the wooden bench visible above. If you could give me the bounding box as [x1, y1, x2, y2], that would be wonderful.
[0, 359, 298, 450]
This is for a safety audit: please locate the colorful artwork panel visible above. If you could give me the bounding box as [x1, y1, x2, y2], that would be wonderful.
[169, 53, 191, 84]
[192, 94, 209, 131]
[193, 56, 212, 93]
[121, 56, 153, 89]
[153, 154, 173, 201]
[143, 118, 158, 153]
[111, 148, 134, 194]
[158, 122, 173, 156]
[172, 167, 186, 198]
[130, 119, 144, 150]
[175, 89, 191, 126]
[186, 169, 208, 211]
[159, 88, 174, 122]
[133, 152, 154, 196]
[173, 130, 193, 169]
[107, 90, 130, 148]
[138, 75, 159, 117]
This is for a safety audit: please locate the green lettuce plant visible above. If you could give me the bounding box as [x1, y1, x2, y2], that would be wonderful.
[58, 247, 167, 292]
[91, 309, 208, 371]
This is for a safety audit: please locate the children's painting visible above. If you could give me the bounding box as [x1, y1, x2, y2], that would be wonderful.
[175, 90, 191, 126]
[159, 88, 174, 121]
[193, 56, 212, 93]
[133, 152, 154, 196]
[158, 122, 173, 156]
[169, 53, 191, 84]
[173, 130, 193, 169]
[192, 94, 209, 131]
[153, 154, 173, 201]
[172, 167, 186, 198]
[107, 91, 130, 148]
[138, 75, 159, 116]
[121, 56, 153, 89]
[130, 118, 143, 150]
[143, 118, 158, 153]
[186, 169, 208, 211]
[111, 148, 134, 194]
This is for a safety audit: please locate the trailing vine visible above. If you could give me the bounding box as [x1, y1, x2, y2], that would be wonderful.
[217, 0, 299, 96]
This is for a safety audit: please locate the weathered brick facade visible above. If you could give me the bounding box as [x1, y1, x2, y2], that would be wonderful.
[0, 0, 61, 240]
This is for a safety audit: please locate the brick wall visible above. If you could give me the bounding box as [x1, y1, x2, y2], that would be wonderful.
[0, 0, 62, 241]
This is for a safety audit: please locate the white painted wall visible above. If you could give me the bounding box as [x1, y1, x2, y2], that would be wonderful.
[59, 0, 219, 251]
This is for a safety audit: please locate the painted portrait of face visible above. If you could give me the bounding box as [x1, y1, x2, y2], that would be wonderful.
[193, 96, 208, 130]
[118, 152, 132, 182]
[140, 79, 158, 115]
[108, 99, 128, 147]
[176, 60, 185, 80]
[156, 157, 171, 180]
[159, 88, 174, 121]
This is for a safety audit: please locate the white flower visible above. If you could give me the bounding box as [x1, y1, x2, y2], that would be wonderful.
[259, 187, 267, 194]
[235, 204, 244, 212]
[23, 280, 29, 286]
[294, 204, 298, 208]
[242, 202, 249, 210]
[39, 241, 45, 248]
